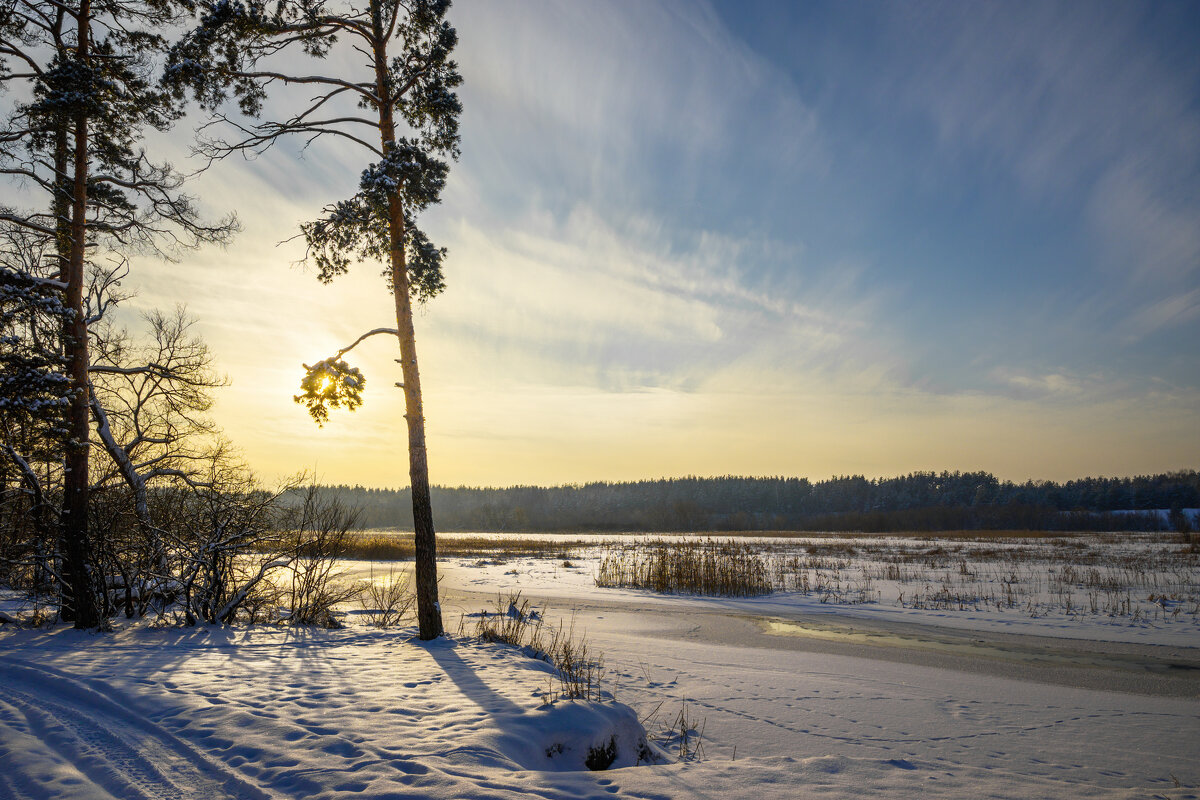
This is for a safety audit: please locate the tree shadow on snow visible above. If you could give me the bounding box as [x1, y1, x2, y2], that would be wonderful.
[420, 637, 527, 719]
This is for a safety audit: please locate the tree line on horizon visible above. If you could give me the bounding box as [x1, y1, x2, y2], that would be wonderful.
[304, 470, 1200, 533]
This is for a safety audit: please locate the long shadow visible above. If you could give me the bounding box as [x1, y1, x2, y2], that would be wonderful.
[421, 638, 527, 719]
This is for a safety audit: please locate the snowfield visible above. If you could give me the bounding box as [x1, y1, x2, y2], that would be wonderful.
[1, 536, 1197, 800]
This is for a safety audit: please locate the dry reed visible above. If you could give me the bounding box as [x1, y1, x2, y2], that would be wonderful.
[595, 538, 773, 596]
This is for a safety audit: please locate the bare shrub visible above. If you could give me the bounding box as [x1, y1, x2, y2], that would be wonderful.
[161, 472, 359, 627]
[358, 567, 415, 627]
[165, 472, 292, 626]
[282, 487, 361, 627]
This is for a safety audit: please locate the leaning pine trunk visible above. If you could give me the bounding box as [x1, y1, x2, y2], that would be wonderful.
[60, 0, 101, 628]
[371, 0, 441, 639]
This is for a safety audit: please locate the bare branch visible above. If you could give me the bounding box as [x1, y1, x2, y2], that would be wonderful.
[0, 213, 57, 237]
[231, 69, 379, 102]
[335, 327, 400, 358]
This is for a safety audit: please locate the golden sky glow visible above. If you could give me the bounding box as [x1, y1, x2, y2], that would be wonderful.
[109, 1, 1200, 488]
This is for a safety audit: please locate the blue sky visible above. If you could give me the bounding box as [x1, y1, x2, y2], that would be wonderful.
[704, 1, 1200, 390]
[95, 0, 1200, 486]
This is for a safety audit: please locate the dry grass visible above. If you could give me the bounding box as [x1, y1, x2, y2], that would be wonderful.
[639, 699, 706, 761]
[335, 529, 1127, 563]
[333, 528, 1197, 623]
[589, 532, 1199, 620]
[643, 529, 1092, 540]
[459, 592, 605, 702]
[341, 533, 590, 561]
[355, 567, 416, 628]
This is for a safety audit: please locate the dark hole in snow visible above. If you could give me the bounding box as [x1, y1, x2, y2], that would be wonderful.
[585, 737, 617, 771]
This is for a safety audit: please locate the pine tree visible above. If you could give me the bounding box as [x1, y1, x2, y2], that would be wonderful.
[1, 0, 235, 626]
[168, 0, 462, 639]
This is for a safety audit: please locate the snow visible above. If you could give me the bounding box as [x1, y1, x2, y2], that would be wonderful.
[1, 535, 1197, 800]
[0, 625, 665, 800]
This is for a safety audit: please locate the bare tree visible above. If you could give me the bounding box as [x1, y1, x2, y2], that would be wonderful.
[85, 307, 226, 615]
[168, 0, 463, 639]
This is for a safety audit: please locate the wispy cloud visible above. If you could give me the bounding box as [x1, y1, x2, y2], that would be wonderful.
[1118, 288, 1200, 341]
[876, 1, 1200, 338]
[451, 0, 825, 226]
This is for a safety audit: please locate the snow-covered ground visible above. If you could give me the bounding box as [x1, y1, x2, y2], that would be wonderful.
[0, 624, 675, 800]
[1, 535, 1197, 800]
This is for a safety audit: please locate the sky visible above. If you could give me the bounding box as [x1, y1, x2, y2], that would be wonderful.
[83, 0, 1200, 487]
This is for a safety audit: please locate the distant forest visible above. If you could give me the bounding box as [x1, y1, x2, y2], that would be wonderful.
[302, 470, 1200, 533]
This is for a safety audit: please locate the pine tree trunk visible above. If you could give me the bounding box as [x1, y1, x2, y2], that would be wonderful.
[371, 1, 441, 639]
[388, 206, 442, 640]
[61, 0, 100, 628]
[50, 0, 70, 279]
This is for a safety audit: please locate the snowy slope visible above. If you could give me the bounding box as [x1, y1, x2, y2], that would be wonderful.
[2, 612, 1196, 800]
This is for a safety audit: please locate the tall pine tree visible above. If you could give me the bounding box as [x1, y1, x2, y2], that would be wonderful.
[168, 0, 462, 639]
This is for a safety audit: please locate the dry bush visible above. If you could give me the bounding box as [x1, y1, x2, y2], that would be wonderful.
[283, 487, 360, 627]
[167, 476, 293, 626]
[357, 567, 415, 627]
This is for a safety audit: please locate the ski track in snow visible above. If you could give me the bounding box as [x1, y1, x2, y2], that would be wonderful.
[0, 630, 696, 800]
[0, 657, 269, 800]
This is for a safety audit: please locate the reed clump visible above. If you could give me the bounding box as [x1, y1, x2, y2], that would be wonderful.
[591, 532, 1196, 618]
[595, 538, 773, 596]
